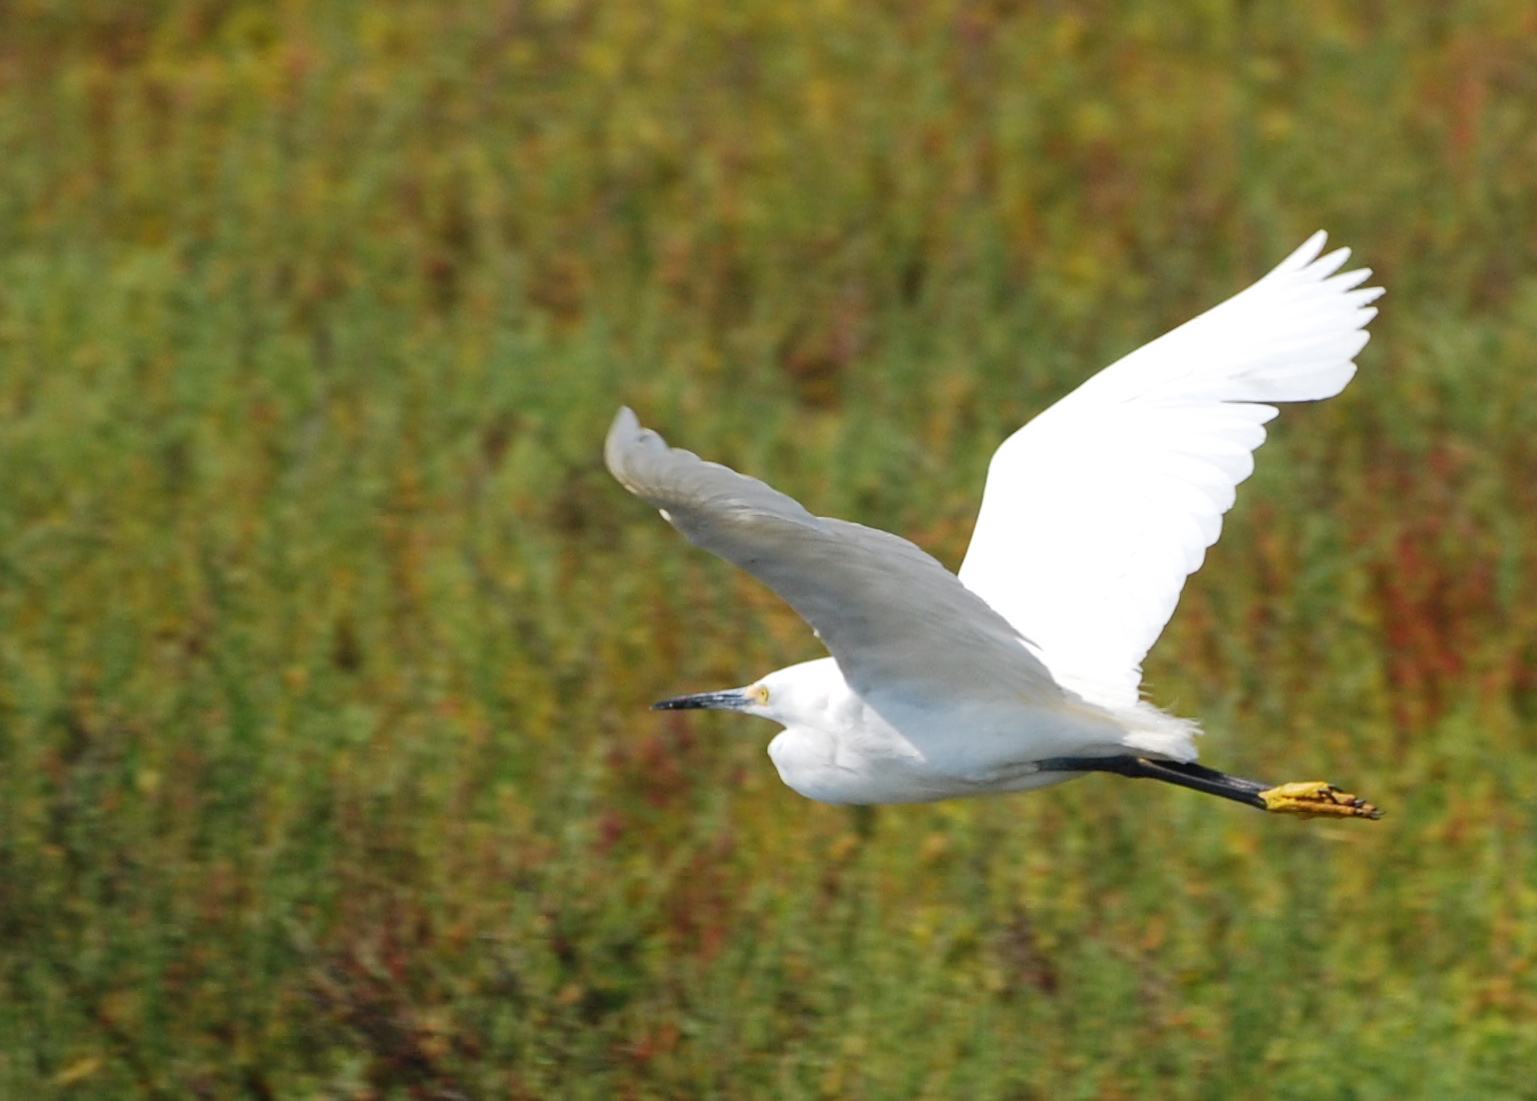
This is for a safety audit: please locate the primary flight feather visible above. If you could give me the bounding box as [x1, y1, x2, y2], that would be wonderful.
[607, 233, 1385, 818]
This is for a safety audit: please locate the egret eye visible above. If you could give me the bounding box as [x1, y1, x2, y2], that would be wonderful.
[750, 684, 770, 705]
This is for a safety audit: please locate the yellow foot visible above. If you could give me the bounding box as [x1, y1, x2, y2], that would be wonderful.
[1259, 781, 1383, 820]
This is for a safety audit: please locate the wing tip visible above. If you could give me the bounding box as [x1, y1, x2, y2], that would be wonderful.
[605, 405, 651, 491]
[611, 405, 639, 430]
[1275, 234, 1384, 337]
[1279, 233, 1383, 293]
[1280, 230, 1330, 272]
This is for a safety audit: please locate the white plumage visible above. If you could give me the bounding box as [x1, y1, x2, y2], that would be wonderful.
[607, 234, 1382, 810]
[960, 232, 1380, 710]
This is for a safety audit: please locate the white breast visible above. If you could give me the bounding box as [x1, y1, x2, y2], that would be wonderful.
[761, 658, 1129, 805]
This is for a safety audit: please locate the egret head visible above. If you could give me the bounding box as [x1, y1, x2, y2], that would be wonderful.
[650, 661, 838, 728]
[652, 680, 773, 718]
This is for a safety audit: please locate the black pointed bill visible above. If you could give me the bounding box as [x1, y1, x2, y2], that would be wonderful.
[652, 689, 754, 712]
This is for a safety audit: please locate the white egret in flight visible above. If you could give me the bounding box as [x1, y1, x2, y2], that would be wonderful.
[607, 233, 1383, 819]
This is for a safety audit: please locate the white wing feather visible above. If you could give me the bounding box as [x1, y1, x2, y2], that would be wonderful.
[957, 232, 1383, 708]
[605, 408, 1061, 711]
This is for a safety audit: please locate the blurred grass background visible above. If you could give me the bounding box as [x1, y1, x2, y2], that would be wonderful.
[1, 0, 1536, 1097]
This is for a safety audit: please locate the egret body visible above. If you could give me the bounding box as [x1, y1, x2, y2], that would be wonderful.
[607, 234, 1384, 818]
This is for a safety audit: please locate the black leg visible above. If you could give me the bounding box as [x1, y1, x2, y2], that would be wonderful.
[1035, 756, 1383, 819]
[1037, 757, 1273, 811]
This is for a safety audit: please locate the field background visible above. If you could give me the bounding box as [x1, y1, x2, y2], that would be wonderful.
[2, 1, 1536, 1098]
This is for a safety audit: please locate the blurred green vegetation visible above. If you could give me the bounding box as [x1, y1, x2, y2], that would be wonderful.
[2, 0, 1536, 1097]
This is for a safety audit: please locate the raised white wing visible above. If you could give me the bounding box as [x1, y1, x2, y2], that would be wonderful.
[606, 408, 1060, 710]
[957, 232, 1382, 709]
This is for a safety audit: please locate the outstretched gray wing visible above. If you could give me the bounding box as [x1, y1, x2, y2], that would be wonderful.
[605, 407, 1059, 708]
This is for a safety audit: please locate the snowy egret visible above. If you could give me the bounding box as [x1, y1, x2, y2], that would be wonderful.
[607, 233, 1384, 819]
